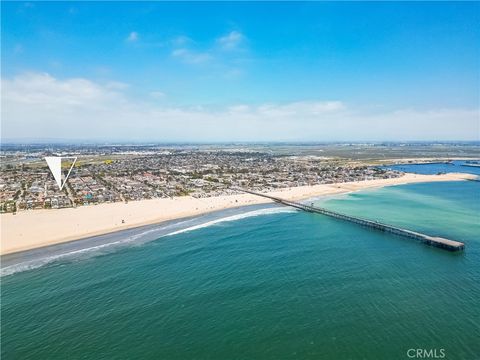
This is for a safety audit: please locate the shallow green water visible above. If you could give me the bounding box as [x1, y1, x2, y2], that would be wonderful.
[2, 181, 479, 359]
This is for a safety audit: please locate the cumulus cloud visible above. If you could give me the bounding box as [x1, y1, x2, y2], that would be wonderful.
[2, 73, 478, 142]
[217, 31, 244, 50]
[3, 72, 124, 106]
[126, 31, 139, 42]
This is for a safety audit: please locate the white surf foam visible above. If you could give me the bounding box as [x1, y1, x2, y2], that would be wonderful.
[163, 207, 295, 237]
[1, 231, 153, 277]
[1, 207, 295, 277]
[0, 220, 199, 277]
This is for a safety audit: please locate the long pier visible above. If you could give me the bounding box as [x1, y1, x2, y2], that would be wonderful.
[236, 188, 465, 252]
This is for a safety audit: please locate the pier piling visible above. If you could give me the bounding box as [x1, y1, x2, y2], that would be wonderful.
[235, 188, 465, 252]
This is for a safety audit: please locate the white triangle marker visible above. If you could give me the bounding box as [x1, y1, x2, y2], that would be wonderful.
[45, 156, 77, 190]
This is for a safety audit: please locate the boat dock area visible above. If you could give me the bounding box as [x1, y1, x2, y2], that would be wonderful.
[235, 188, 465, 252]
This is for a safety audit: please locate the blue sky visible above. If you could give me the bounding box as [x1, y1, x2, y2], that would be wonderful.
[2, 1, 479, 141]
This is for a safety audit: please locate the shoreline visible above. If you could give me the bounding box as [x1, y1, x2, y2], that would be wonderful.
[1, 172, 475, 256]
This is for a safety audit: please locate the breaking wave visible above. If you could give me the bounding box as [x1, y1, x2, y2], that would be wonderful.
[1, 207, 295, 277]
[163, 207, 295, 237]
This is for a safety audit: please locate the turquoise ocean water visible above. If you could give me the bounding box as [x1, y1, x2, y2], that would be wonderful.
[1, 180, 479, 359]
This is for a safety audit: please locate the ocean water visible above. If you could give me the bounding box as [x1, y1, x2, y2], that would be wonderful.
[381, 160, 480, 175]
[1, 181, 479, 359]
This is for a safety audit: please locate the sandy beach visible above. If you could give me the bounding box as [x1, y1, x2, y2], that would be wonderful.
[0, 172, 475, 255]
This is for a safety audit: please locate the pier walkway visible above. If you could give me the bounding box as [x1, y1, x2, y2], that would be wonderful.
[235, 188, 465, 252]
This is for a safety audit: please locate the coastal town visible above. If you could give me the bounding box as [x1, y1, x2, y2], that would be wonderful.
[0, 146, 402, 213]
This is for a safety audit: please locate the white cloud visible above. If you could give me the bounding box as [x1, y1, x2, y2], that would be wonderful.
[3, 73, 124, 106]
[126, 31, 139, 42]
[217, 31, 244, 50]
[257, 101, 345, 117]
[170, 31, 246, 67]
[171, 48, 211, 64]
[228, 105, 251, 113]
[105, 81, 129, 90]
[2, 73, 479, 142]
